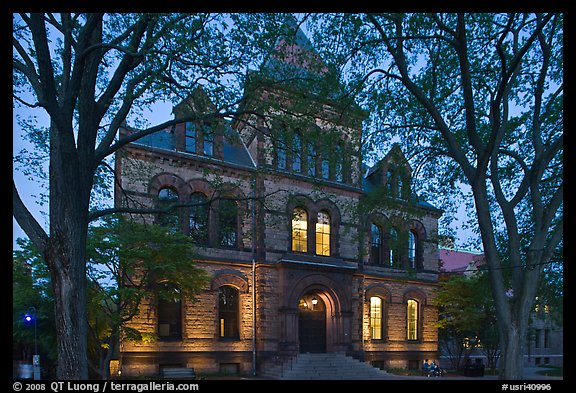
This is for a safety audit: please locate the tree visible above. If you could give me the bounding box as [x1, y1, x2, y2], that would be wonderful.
[86, 215, 209, 379]
[308, 13, 562, 379]
[12, 12, 292, 378]
[13, 239, 57, 378]
[434, 272, 498, 372]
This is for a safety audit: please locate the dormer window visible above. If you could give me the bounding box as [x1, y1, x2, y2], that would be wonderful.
[203, 124, 214, 157]
[185, 122, 196, 153]
[386, 170, 393, 192]
[183, 121, 216, 158]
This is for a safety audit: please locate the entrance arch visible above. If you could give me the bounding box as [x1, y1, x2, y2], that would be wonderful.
[298, 291, 326, 353]
[285, 273, 351, 354]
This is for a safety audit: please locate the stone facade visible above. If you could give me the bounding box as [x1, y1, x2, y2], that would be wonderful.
[118, 23, 443, 377]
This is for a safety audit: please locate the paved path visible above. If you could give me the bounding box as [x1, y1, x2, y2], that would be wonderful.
[230, 366, 563, 381]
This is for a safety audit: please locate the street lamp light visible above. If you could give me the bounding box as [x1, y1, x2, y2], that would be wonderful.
[24, 307, 40, 380]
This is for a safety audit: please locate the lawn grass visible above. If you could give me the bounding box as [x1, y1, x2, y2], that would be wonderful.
[535, 365, 563, 377]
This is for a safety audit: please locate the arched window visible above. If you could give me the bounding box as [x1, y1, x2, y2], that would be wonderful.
[219, 198, 238, 247]
[292, 207, 308, 253]
[370, 224, 383, 265]
[370, 296, 384, 340]
[397, 175, 403, 198]
[389, 228, 399, 268]
[407, 299, 419, 341]
[157, 187, 180, 233]
[218, 285, 239, 339]
[408, 230, 417, 269]
[189, 192, 209, 244]
[315, 211, 331, 256]
[157, 282, 182, 341]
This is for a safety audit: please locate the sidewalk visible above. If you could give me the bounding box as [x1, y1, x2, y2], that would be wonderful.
[221, 366, 562, 381]
[388, 366, 562, 380]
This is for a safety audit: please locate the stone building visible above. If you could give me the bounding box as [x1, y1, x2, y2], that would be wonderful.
[117, 23, 443, 377]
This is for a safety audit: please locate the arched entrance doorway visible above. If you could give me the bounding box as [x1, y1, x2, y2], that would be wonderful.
[298, 291, 326, 353]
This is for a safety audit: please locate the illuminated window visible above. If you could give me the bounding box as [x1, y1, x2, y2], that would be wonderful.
[408, 231, 416, 269]
[218, 286, 239, 339]
[315, 211, 331, 256]
[157, 282, 182, 341]
[370, 296, 383, 340]
[407, 299, 419, 340]
[157, 187, 180, 233]
[371, 224, 383, 265]
[292, 207, 308, 253]
[189, 192, 208, 244]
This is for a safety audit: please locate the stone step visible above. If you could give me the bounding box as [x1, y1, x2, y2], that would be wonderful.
[263, 353, 391, 380]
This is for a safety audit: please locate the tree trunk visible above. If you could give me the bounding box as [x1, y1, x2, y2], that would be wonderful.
[500, 320, 525, 379]
[46, 232, 89, 379]
[47, 118, 93, 379]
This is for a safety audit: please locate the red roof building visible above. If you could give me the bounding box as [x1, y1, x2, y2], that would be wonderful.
[439, 248, 485, 277]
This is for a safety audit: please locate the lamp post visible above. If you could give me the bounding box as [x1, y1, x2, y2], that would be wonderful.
[24, 307, 40, 380]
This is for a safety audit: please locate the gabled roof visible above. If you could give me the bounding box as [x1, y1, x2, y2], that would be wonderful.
[363, 143, 441, 213]
[366, 143, 412, 178]
[254, 17, 354, 106]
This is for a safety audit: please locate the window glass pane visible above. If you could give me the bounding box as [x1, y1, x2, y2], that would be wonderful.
[370, 296, 383, 340]
[157, 282, 182, 340]
[292, 208, 308, 252]
[278, 146, 287, 170]
[158, 188, 179, 233]
[315, 211, 330, 256]
[389, 228, 398, 267]
[407, 299, 418, 340]
[371, 224, 382, 265]
[219, 199, 238, 247]
[307, 143, 316, 176]
[408, 231, 416, 268]
[189, 193, 208, 244]
[335, 143, 343, 182]
[292, 134, 301, 173]
[203, 124, 214, 156]
[219, 286, 239, 338]
[185, 122, 196, 153]
[321, 158, 330, 179]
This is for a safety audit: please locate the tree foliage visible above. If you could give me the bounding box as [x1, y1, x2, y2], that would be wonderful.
[307, 12, 563, 379]
[12, 12, 297, 378]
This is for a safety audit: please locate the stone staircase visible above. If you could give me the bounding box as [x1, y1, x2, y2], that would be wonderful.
[263, 353, 392, 380]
